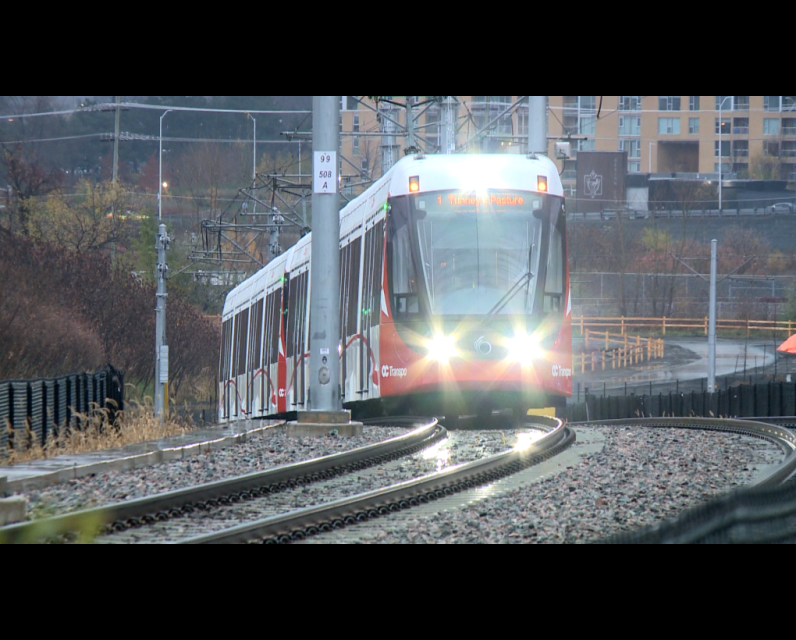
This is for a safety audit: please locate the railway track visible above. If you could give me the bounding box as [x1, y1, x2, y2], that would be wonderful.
[181, 416, 573, 544]
[0, 417, 443, 544]
[3, 415, 794, 544]
[180, 415, 796, 544]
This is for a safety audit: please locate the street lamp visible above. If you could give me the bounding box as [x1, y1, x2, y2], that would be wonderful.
[158, 110, 171, 221]
[718, 96, 732, 212]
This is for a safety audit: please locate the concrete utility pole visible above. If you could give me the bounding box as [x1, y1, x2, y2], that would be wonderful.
[528, 96, 547, 155]
[405, 96, 416, 152]
[289, 96, 361, 436]
[154, 109, 171, 419]
[440, 97, 456, 154]
[708, 239, 717, 393]
[155, 223, 170, 417]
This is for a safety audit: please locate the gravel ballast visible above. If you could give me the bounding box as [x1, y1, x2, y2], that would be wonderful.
[11, 423, 787, 543]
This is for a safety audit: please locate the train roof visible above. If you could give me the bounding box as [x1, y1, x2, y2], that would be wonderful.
[386, 153, 564, 198]
[222, 153, 564, 316]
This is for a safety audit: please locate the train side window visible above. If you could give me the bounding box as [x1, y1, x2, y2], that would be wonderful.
[270, 290, 281, 365]
[389, 200, 420, 316]
[371, 221, 384, 325]
[237, 307, 249, 376]
[544, 204, 565, 313]
[347, 237, 361, 337]
[286, 276, 298, 358]
[232, 313, 241, 379]
[220, 318, 232, 381]
[252, 298, 264, 372]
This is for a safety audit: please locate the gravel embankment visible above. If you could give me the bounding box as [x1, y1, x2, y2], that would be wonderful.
[15, 424, 787, 543]
[338, 426, 785, 544]
[20, 426, 410, 519]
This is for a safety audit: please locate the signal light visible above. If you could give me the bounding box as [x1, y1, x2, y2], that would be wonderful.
[537, 176, 548, 192]
[409, 176, 420, 193]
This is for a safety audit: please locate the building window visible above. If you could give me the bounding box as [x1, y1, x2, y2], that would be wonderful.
[715, 118, 731, 134]
[714, 140, 730, 157]
[628, 162, 641, 173]
[733, 163, 748, 177]
[360, 156, 369, 172]
[716, 95, 732, 110]
[619, 139, 641, 158]
[658, 96, 681, 111]
[658, 117, 680, 134]
[352, 136, 359, 156]
[578, 139, 595, 151]
[782, 118, 796, 135]
[619, 96, 641, 111]
[734, 96, 749, 110]
[784, 97, 796, 112]
[765, 96, 781, 112]
[689, 96, 700, 111]
[733, 117, 749, 134]
[618, 115, 641, 135]
[764, 141, 780, 157]
[714, 162, 731, 173]
[689, 117, 700, 134]
[783, 142, 796, 158]
[764, 118, 780, 135]
[733, 140, 749, 157]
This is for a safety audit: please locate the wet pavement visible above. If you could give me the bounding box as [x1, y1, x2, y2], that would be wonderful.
[573, 337, 780, 397]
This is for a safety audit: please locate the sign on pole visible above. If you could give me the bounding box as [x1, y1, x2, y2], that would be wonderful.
[313, 151, 337, 194]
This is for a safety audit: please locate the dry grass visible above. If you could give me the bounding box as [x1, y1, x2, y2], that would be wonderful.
[2, 398, 193, 466]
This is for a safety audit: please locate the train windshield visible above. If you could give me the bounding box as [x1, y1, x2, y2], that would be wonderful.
[397, 189, 563, 317]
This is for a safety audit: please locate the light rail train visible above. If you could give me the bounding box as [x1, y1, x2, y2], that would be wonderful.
[218, 152, 572, 422]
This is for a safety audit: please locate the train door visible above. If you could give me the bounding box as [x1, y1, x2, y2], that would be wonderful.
[219, 316, 233, 421]
[234, 307, 250, 418]
[359, 219, 384, 400]
[286, 268, 309, 411]
[339, 236, 361, 401]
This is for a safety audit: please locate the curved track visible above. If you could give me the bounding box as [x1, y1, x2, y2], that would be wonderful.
[181, 416, 574, 544]
[0, 417, 442, 544]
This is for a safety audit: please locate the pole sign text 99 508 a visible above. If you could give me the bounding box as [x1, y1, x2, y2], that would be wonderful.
[313, 151, 337, 194]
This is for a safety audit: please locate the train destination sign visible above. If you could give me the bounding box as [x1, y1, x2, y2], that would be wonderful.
[416, 190, 542, 214]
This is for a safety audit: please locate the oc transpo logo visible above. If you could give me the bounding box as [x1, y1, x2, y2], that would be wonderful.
[552, 364, 572, 378]
[381, 365, 408, 379]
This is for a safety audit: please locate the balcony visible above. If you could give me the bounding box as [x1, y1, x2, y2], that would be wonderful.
[732, 127, 749, 134]
[783, 127, 796, 136]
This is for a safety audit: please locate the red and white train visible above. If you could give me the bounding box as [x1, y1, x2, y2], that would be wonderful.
[219, 152, 572, 422]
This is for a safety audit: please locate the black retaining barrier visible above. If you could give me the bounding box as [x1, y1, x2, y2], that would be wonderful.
[566, 381, 796, 422]
[0, 366, 124, 456]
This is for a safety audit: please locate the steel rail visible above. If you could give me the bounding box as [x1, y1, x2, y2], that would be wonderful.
[0, 417, 441, 544]
[180, 417, 574, 544]
[570, 417, 796, 488]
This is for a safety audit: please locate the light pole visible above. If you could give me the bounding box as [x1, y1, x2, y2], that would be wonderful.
[718, 96, 732, 212]
[155, 109, 172, 419]
[248, 113, 256, 215]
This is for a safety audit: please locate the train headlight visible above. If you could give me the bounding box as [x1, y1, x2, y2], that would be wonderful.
[426, 334, 458, 362]
[506, 333, 542, 366]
